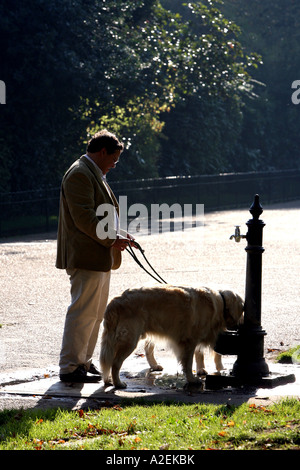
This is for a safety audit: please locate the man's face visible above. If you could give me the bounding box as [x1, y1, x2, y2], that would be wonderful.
[99, 148, 122, 175]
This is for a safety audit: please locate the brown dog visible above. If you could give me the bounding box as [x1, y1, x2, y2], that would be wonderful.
[100, 285, 244, 388]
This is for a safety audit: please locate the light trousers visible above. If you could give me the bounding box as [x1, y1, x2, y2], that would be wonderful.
[59, 268, 111, 374]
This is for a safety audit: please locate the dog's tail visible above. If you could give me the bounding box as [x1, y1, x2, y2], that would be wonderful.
[100, 301, 119, 384]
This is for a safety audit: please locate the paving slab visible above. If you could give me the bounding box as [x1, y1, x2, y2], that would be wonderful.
[0, 349, 299, 410]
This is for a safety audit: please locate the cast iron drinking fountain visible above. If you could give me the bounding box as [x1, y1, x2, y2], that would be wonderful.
[205, 194, 296, 390]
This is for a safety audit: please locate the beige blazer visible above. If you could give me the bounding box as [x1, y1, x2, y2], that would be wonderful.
[56, 155, 122, 272]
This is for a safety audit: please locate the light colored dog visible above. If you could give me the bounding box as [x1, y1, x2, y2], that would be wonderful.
[100, 285, 244, 388]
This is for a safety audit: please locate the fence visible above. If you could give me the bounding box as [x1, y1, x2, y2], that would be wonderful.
[0, 169, 299, 238]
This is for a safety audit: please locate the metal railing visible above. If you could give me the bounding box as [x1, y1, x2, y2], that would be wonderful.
[0, 169, 299, 238]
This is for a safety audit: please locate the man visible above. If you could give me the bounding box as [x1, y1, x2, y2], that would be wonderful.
[56, 129, 134, 383]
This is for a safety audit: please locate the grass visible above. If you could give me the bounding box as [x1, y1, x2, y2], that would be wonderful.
[276, 345, 300, 364]
[0, 398, 299, 450]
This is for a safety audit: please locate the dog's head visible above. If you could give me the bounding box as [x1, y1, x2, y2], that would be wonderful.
[219, 290, 244, 329]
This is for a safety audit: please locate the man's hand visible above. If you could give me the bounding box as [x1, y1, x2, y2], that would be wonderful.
[113, 234, 136, 251]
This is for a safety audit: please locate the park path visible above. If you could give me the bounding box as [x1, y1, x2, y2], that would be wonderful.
[0, 199, 299, 375]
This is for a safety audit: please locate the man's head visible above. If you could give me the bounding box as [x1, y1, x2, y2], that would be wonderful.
[87, 129, 124, 154]
[86, 129, 124, 175]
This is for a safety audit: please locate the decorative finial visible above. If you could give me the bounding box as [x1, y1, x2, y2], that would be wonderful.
[249, 194, 263, 220]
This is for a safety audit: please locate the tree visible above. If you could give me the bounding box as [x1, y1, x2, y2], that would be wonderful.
[0, 0, 258, 192]
[0, 0, 161, 189]
[92, 0, 259, 178]
[0, 0, 102, 190]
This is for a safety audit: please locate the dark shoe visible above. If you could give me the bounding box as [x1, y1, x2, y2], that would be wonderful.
[60, 365, 100, 383]
[88, 363, 101, 376]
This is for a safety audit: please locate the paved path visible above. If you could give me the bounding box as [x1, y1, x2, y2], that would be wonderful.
[0, 199, 299, 409]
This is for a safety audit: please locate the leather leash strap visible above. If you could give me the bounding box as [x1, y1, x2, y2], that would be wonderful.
[125, 241, 167, 284]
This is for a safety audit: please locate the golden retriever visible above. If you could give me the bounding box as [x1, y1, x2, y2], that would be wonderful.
[100, 285, 244, 388]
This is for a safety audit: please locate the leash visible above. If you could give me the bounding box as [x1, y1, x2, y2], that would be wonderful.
[125, 240, 167, 284]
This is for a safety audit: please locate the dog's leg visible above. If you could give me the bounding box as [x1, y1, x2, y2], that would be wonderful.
[194, 346, 207, 376]
[144, 339, 163, 371]
[213, 351, 224, 372]
[111, 341, 138, 389]
[178, 344, 201, 384]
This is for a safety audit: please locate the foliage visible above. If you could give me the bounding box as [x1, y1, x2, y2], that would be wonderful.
[1, 0, 298, 192]
[276, 345, 300, 365]
[94, 0, 259, 179]
[0, 0, 101, 190]
[158, 92, 243, 176]
[0, 399, 299, 450]
[0, 0, 257, 191]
